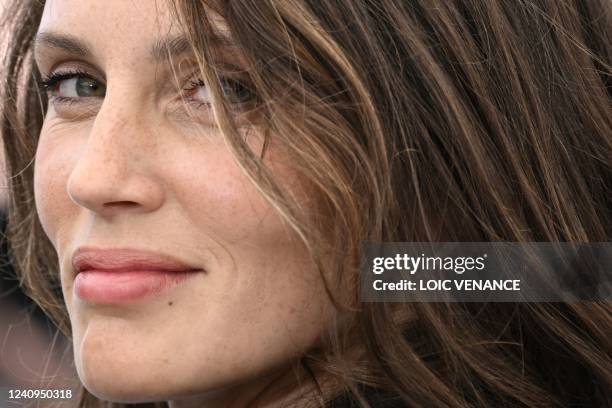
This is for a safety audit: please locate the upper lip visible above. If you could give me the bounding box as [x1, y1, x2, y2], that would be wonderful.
[72, 247, 203, 274]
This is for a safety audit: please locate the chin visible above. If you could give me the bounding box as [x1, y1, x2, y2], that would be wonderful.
[75, 351, 168, 403]
[72, 331, 241, 404]
[74, 330, 176, 403]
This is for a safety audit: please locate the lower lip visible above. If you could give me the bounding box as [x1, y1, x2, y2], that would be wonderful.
[74, 270, 199, 304]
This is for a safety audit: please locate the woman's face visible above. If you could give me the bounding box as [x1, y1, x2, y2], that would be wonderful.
[33, 0, 332, 405]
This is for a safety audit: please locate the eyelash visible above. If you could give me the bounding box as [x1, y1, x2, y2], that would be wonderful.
[39, 69, 90, 88]
[38, 69, 94, 103]
[37, 70, 255, 110]
[183, 79, 209, 109]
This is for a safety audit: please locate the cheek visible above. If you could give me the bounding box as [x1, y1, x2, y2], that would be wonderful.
[33, 127, 81, 246]
[156, 141, 329, 359]
[171, 141, 292, 248]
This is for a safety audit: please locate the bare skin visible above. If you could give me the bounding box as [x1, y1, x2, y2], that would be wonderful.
[33, 1, 333, 406]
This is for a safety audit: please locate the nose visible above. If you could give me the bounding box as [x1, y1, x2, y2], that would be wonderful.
[67, 106, 165, 216]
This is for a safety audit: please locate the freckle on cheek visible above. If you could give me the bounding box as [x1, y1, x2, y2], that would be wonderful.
[168, 301, 173, 306]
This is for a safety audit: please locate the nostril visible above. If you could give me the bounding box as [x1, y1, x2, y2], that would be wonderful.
[102, 201, 139, 208]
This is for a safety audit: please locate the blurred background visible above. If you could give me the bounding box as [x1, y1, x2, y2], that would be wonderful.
[1, 0, 79, 406]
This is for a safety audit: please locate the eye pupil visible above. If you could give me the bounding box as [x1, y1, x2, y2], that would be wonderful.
[221, 79, 254, 104]
[76, 76, 105, 97]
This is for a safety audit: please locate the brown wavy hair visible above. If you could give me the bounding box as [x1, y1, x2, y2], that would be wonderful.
[1, 0, 611, 406]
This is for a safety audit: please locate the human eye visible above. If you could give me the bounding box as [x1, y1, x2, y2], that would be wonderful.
[182, 75, 257, 111]
[38, 69, 106, 105]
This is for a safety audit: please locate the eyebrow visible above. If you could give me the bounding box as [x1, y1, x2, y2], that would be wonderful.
[33, 31, 235, 63]
[34, 31, 91, 57]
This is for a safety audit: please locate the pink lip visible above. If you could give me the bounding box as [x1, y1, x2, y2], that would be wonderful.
[72, 247, 203, 304]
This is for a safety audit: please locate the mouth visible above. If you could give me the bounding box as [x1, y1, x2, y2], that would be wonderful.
[71, 246, 204, 305]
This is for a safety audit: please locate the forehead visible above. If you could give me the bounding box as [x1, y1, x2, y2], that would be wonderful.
[35, 0, 232, 69]
[39, 0, 178, 53]
[37, 1, 229, 63]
